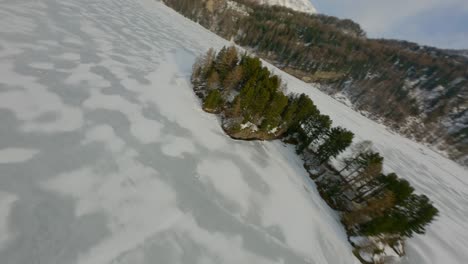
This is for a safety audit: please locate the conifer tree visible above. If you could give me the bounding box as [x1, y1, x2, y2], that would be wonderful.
[261, 92, 289, 130]
[298, 114, 333, 152]
[359, 173, 439, 237]
[316, 127, 354, 163]
[203, 90, 223, 112]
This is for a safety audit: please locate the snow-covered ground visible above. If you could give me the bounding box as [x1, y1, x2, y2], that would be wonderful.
[257, 0, 317, 14]
[0, 0, 466, 264]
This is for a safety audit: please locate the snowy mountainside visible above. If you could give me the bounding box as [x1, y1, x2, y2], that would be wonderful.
[0, 0, 467, 264]
[254, 0, 317, 13]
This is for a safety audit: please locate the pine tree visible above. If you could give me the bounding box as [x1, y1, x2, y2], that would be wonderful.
[261, 92, 289, 130]
[291, 94, 319, 128]
[251, 84, 271, 119]
[298, 114, 332, 152]
[239, 78, 256, 118]
[316, 127, 354, 163]
[203, 90, 223, 112]
[359, 173, 439, 237]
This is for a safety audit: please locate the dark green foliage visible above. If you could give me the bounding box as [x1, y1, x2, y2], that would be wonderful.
[297, 114, 332, 153]
[292, 94, 320, 128]
[198, 47, 328, 134]
[239, 55, 262, 82]
[379, 173, 414, 204]
[282, 98, 299, 126]
[261, 92, 289, 130]
[283, 94, 319, 130]
[203, 90, 223, 111]
[195, 47, 324, 134]
[316, 127, 354, 163]
[360, 174, 439, 237]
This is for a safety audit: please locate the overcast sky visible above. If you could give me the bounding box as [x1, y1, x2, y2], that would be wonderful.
[311, 0, 468, 50]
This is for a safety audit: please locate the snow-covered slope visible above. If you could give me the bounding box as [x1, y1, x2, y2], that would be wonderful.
[0, 0, 353, 263]
[256, 0, 317, 14]
[0, 0, 466, 264]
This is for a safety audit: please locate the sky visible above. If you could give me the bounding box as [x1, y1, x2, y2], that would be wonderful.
[311, 0, 468, 50]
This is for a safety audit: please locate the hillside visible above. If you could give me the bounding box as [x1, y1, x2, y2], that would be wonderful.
[0, 0, 467, 264]
[162, 0, 468, 166]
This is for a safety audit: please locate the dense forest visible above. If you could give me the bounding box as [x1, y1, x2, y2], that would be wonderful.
[163, 0, 468, 166]
[192, 46, 439, 262]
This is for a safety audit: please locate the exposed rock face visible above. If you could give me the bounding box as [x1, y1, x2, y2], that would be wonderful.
[222, 120, 284, 140]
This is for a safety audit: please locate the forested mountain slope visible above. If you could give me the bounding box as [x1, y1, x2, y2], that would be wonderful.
[163, 0, 468, 166]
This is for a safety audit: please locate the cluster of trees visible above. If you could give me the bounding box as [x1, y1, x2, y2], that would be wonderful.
[295, 117, 438, 238]
[191, 46, 438, 248]
[192, 46, 332, 137]
[296, 116, 354, 163]
[359, 173, 439, 237]
[319, 140, 440, 238]
[164, 0, 468, 165]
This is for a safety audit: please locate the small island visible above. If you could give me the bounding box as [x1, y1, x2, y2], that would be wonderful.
[191, 46, 439, 264]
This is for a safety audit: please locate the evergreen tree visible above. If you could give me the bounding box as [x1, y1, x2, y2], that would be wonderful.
[360, 173, 439, 237]
[215, 46, 239, 79]
[250, 83, 271, 118]
[316, 127, 354, 163]
[239, 78, 256, 119]
[261, 92, 289, 130]
[203, 90, 223, 112]
[240, 55, 262, 82]
[291, 94, 319, 129]
[345, 152, 383, 184]
[297, 114, 332, 152]
[282, 96, 299, 126]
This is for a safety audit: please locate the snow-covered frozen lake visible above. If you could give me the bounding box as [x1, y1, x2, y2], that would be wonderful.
[0, 0, 466, 263]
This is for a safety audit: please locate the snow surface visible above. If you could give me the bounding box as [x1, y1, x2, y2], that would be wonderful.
[0, 0, 466, 264]
[256, 0, 317, 14]
[0, 148, 39, 164]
